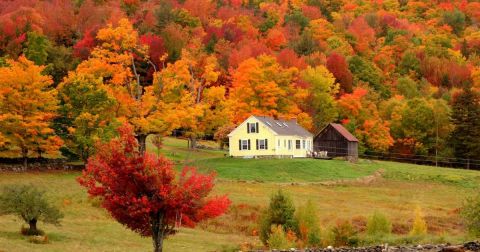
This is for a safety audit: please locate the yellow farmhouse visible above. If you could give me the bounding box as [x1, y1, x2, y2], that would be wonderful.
[228, 115, 313, 158]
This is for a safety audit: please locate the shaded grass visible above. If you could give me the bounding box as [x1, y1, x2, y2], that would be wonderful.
[194, 158, 379, 182]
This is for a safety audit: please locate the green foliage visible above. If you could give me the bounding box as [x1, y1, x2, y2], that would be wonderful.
[329, 220, 358, 247]
[398, 52, 420, 75]
[295, 200, 321, 247]
[449, 86, 480, 160]
[348, 56, 389, 98]
[267, 225, 293, 250]
[366, 211, 392, 237]
[0, 184, 63, 235]
[301, 66, 339, 131]
[57, 74, 117, 161]
[24, 32, 51, 66]
[442, 9, 466, 35]
[292, 29, 317, 56]
[259, 190, 298, 245]
[284, 9, 310, 31]
[45, 45, 79, 85]
[462, 194, 480, 237]
[259, 12, 279, 33]
[396, 76, 419, 98]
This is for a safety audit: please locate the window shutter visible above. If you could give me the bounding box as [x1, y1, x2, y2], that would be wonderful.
[265, 139, 268, 149]
[256, 122, 259, 133]
[256, 139, 259, 150]
[247, 123, 250, 133]
[239, 140, 241, 150]
[248, 139, 251, 150]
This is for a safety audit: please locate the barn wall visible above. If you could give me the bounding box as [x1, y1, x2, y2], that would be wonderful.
[313, 126, 348, 157]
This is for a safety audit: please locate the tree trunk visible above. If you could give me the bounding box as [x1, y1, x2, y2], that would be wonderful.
[28, 219, 37, 234]
[189, 137, 197, 150]
[151, 212, 165, 252]
[136, 134, 147, 154]
[22, 148, 28, 170]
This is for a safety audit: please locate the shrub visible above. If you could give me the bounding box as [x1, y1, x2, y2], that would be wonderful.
[295, 200, 321, 247]
[330, 220, 358, 247]
[366, 211, 392, 236]
[268, 225, 293, 250]
[0, 185, 63, 236]
[462, 194, 480, 237]
[409, 207, 427, 236]
[259, 190, 298, 244]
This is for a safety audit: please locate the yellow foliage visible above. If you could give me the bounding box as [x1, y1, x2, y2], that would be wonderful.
[410, 206, 428, 236]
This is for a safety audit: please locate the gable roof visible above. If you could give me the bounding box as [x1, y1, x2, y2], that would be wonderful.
[253, 116, 313, 137]
[317, 123, 358, 142]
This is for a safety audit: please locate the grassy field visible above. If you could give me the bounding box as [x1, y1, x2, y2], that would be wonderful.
[0, 137, 479, 251]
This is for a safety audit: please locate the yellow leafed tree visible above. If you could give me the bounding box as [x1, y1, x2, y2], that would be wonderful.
[0, 56, 62, 168]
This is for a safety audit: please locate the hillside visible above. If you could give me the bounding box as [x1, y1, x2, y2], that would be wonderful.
[0, 138, 478, 251]
[0, 0, 480, 168]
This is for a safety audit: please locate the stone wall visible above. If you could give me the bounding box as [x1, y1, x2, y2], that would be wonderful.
[255, 241, 480, 252]
[0, 159, 84, 172]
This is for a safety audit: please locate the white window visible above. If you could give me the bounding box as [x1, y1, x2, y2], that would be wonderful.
[247, 122, 258, 133]
[278, 139, 281, 149]
[288, 140, 292, 150]
[302, 140, 306, 149]
[307, 140, 311, 150]
[240, 139, 249, 150]
[258, 139, 267, 150]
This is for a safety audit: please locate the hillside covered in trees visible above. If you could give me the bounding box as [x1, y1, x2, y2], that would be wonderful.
[0, 0, 479, 164]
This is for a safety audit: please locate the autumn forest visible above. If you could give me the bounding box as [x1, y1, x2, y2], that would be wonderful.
[0, 0, 480, 165]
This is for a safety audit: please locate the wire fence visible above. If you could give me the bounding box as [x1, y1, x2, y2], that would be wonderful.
[313, 144, 480, 170]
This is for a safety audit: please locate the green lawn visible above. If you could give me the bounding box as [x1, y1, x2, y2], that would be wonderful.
[0, 137, 479, 251]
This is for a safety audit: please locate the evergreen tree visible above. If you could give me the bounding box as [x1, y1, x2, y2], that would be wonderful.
[449, 86, 480, 162]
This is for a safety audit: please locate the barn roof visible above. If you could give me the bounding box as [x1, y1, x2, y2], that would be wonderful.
[253, 116, 313, 137]
[318, 123, 359, 142]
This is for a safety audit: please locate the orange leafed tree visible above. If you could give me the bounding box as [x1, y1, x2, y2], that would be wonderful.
[74, 18, 169, 152]
[0, 56, 62, 168]
[228, 55, 312, 129]
[154, 49, 228, 148]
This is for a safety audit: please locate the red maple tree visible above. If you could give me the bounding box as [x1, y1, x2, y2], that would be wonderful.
[78, 123, 230, 252]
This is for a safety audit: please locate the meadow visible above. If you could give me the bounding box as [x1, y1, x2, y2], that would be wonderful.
[0, 137, 479, 251]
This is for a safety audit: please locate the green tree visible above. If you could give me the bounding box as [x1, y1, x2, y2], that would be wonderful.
[301, 66, 339, 131]
[0, 185, 63, 235]
[348, 56, 389, 98]
[259, 190, 298, 245]
[396, 76, 420, 99]
[462, 194, 480, 237]
[442, 9, 466, 35]
[24, 32, 51, 66]
[449, 86, 480, 161]
[366, 211, 392, 237]
[56, 73, 117, 161]
[295, 200, 321, 246]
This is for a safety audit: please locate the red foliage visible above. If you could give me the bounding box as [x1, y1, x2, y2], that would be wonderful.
[140, 34, 166, 68]
[348, 16, 376, 53]
[326, 52, 353, 93]
[276, 48, 307, 70]
[78, 123, 230, 237]
[73, 29, 97, 60]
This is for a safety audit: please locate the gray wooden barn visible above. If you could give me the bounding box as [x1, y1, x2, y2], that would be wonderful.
[313, 123, 358, 160]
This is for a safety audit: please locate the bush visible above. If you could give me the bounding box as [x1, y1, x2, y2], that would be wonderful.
[409, 207, 427, 236]
[295, 200, 321, 247]
[330, 220, 359, 247]
[259, 190, 298, 244]
[268, 225, 294, 250]
[366, 211, 392, 237]
[0, 185, 63, 236]
[462, 194, 480, 237]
